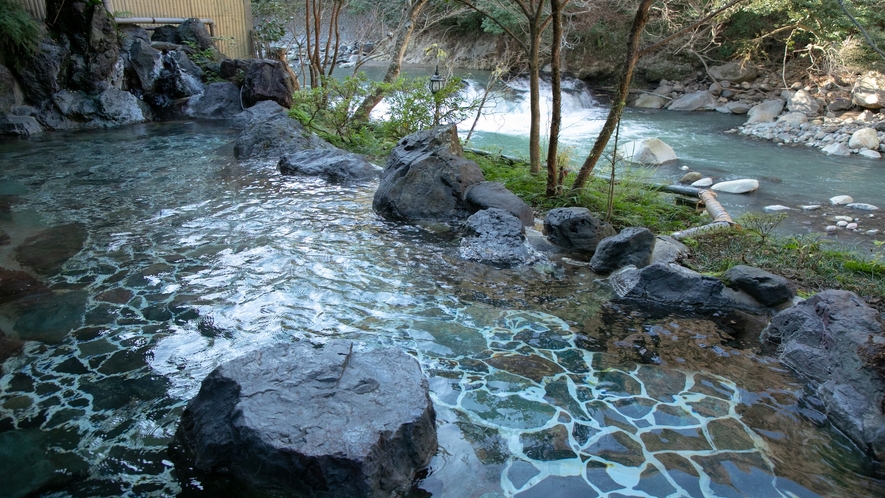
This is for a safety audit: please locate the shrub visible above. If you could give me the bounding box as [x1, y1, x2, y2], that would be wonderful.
[0, 0, 41, 64]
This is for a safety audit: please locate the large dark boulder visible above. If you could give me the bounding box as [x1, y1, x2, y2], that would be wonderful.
[590, 227, 656, 274]
[609, 263, 763, 313]
[46, 0, 120, 94]
[125, 38, 162, 93]
[186, 82, 242, 119]
[231, 99, 287, 129]
[234, 107, 328, 160]
[543, 207, 616, 253]
[279, 148, 381, 183]
[219, 59, 250, 81]
[373, 126, 485, 223]
[459, 208, 540, 267]
[0, 64, 23, 114]
[178, 19, 216, 52]
[43, 89, 152, 129]
[723, 265, 795, 307]
[151, 25, 182, 45]
[465, 181, 534, 226]
[761, 291, 885, 459]
[16, 39, 69, 104]
[243, 60, 297, 108]
[173, 340, 437, 497]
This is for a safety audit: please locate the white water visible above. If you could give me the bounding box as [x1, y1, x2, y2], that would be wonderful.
[370, 67, 885, 247]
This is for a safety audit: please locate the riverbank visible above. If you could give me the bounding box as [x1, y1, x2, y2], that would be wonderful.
[630, 62, 885, 158]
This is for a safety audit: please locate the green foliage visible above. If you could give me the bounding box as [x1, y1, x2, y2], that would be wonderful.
[0, 0, 41, 63]
[684, 226, 885, 311]
[251, 0, 291, 46]
[471, 152, 703, 233]
[715, 0, 885, 65]
[376, 75, 477, 138]
[291, 73, 374, 144]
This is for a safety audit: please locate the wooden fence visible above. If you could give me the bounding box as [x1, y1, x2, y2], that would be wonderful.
[12, 0, 254, 59]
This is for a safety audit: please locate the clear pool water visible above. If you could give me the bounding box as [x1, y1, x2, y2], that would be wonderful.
[0, 121, 882, 497]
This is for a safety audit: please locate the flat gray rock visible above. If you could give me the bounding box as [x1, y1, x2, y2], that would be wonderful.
[174, 340, 437, 497]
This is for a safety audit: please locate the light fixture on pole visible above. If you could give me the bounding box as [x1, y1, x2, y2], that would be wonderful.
[429, 65, 444, 125]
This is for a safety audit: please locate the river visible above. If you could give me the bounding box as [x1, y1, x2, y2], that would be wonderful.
[0, 117, 882, 495]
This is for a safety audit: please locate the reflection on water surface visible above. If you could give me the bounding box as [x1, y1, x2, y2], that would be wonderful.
[0, 122, 882, 497]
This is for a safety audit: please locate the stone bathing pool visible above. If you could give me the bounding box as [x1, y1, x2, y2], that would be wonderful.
[0, 121, 883, 497]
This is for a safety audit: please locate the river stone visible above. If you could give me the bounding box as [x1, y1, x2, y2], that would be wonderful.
[745, 99, 785, 124]
[464, 181, 534, 226]
[763, 205, 791, 213]
[173, 340, 437, 497]
[851, 71, 885, 110]
[691, 177, 713, 187]
[633, 94, 667, 109]
[830, 195, 854, 205]
[590, 227, 656, 274]
[609, 263, 762, 314]
[786, 89, 822, 116]
[722, 265, 795, 307]
[680, 172, 703, 183]
[651, 235, 691, 265]
[726, 102, 751, 114]
[822, 143, 851, 156]
[710, 179, 758, 194]
[373, 126, 484, 223]
[760, 290, 885, 460]
[848, 128, 880, 150]
[459, 208, 538, 267]
[186, 82, 242, 119]
[776, 112, 807, 125]
[668, 91, 717, 112]
[620, 138, 677, 164]
[234, 107, 328, 160]
[708, 62, 757, 83]
[278, 147, 381, 183]
[847, 203, 879, 211]
[243, 59, 297, 109]
[859, 150, 882, 159]
[543, 207, 616, 253]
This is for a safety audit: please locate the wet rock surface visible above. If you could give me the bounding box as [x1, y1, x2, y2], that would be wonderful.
[543, 207, 617, 253]
[278, 147, 381, 183]
[242, 59, 297, 109]
[173, 340, 437, 497]
[761, 290, 885, 459]
[609, 263, 764, 313]
[185, 82, 243, 120]
[722, 265, 795, 307]
[373, 126, 485, 223]
[465, 181, 535, 226]
[233, 103, 329, 160]
[459, 208, 540, 267]
[590, 227, 656, 274]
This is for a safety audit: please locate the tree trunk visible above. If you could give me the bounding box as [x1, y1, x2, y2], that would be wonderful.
[571, 0, 654, 191]
[354, 0, 429, 121]
[528, 22, 542, 175]
[545, 0, 563, 196]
